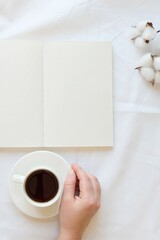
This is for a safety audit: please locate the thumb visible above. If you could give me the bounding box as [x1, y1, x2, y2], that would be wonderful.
[62, 168, 76, 200]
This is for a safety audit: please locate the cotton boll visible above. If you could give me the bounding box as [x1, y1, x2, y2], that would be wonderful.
[155, 71, 160, 84]
[153, 56, 160, 70]
[138, 53, 153, 67]
[140, 67, 155, 81]
[142, 26, 157, 40]
[137, 21, 147, 32]
[135, 37, 148, 49]
[130, 27, 141, 40]
[151, 35, 160, 55]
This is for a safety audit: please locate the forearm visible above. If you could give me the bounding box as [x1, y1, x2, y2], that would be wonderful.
[57, 231, 82, 240]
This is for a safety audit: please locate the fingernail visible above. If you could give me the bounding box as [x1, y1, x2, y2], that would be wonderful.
[72, 163, 81, 169]
[68, 169, 74, 176]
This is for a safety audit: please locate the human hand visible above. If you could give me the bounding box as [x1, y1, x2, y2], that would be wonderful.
[57, 164, 101, 240]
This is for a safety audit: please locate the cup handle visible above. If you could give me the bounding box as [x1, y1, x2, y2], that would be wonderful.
[13, 174, 25, 184]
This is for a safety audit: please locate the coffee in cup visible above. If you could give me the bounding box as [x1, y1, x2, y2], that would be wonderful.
[25, 169, 59, 203]
[13, 167, 61, 208]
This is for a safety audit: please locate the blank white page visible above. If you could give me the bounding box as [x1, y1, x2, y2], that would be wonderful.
[0, 41, 43, 147]
[43, 41, 113, 147]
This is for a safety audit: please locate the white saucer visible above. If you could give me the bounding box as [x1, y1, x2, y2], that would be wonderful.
[9, 151, 70, 219]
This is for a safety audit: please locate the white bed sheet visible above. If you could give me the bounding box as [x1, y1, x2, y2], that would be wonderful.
[0, 0, 160, 239]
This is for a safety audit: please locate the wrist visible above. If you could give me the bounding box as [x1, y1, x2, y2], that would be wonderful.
[57, 230, 82, 240]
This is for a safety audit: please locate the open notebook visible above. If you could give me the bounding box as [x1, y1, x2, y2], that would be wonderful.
[0, 41, 113, 147]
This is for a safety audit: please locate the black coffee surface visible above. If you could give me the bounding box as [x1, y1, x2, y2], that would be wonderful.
[25, 170, 59, 203]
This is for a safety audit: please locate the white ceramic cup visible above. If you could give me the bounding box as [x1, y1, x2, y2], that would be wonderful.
[13, 166, 62, 208]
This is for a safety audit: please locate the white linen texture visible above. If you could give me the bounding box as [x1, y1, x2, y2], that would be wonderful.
[0, 0, 160, 240]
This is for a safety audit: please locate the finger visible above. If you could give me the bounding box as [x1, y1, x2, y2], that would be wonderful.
[62, 168, 76, 200]
[88, 174, 101, 205]
[72, 164, 94, 199]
